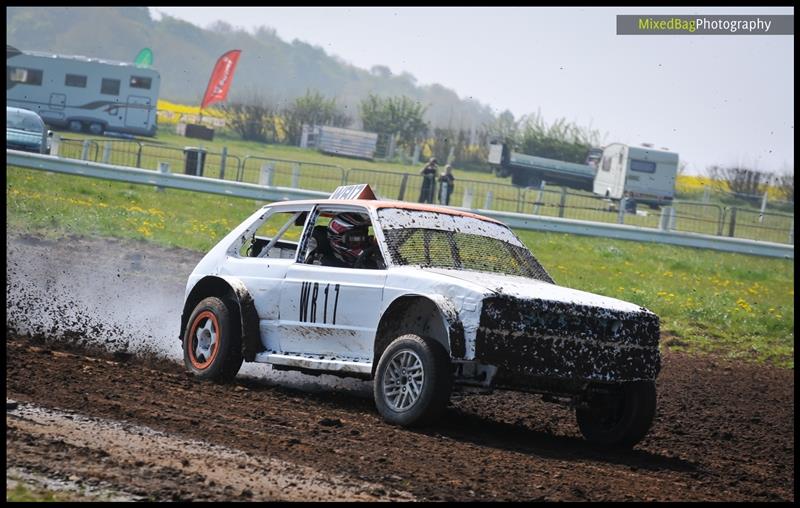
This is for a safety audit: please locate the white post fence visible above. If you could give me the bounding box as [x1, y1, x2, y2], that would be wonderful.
[102, 141, 112, 163]
[533, 180, 546, 215]
[462, 188, 474, 209]
[484, 190, 494, 210]
[291, 163, 300, 188]
[156, 162, 169, 192]
[259, 163, 275, 187]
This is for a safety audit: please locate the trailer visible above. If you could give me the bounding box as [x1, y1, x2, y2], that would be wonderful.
[593, 143, 678, 207]
[488, 142, 597, 190]
[6, 45, 160, 137]
[489, 141, 678, 207]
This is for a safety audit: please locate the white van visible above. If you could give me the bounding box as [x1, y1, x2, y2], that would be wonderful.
[6, 45, 160, 136]
[593, 143, 678, 207]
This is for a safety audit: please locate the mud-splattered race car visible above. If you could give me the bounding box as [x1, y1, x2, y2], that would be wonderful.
[181, 185, 660, 448]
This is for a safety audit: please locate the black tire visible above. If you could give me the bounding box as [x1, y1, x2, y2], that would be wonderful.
[527, 176, 542, 188]
[183, 296, 243, 383]
[576, 381, 656, 448]
[89, 122, 104, 135]
[68, 120, 83, 133]
[373, 334, 452, 427]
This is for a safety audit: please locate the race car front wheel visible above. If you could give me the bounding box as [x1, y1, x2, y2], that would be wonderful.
[374, 334, 452, 427]
[576, 380, 656, 448]
[183, 296, 243, 383]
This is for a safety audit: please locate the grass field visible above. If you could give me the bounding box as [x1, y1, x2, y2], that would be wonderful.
[7, 166, 794, 368]
[6, 482, 75, 502]
[6, 474, 133, 502]
[50, 127, 794, 244]
[5, 481, 106, 502]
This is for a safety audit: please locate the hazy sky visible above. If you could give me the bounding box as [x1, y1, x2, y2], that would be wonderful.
[150, 6, 794, 176]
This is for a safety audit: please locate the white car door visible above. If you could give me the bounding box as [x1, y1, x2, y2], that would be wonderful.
[277, 207, 387, 360]
[278, 264, 386, 359]
[219, 206, 311, 353]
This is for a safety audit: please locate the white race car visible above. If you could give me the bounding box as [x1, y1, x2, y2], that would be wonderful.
[180, 185, 661, 447]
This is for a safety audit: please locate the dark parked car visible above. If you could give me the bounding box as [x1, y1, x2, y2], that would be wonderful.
[7, 106, 50, 154]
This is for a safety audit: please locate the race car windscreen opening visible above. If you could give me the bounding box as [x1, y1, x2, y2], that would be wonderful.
[377, 208, 553, 282]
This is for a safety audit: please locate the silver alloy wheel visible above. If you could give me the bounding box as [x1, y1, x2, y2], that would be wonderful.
[382, 349, 425, 411]
[195, 318, 217, 363]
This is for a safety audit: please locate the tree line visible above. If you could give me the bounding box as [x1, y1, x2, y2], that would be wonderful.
[218, 90, 605, 171]
[706, 165, 794, 205]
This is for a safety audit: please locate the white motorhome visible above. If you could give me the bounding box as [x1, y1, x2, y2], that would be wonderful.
[593, 143, 678, 207]
[6, 45, 160, 136]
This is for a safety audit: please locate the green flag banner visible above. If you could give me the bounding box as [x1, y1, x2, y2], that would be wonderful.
[134, 48, 153, 67]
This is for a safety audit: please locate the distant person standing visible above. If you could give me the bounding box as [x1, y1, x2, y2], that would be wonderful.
[623, 191, 637, 214]
[438, 164, 455, 205]
[419, 157, 438, 204]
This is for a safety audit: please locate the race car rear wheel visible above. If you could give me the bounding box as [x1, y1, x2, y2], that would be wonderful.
[576, 381, 656, 448]
[374, 334, 452, 427]
[183, 296, 243, 383]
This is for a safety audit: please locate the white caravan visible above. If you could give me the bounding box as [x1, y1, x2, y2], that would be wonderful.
[6, 45, 160, 136]
[593, 143, 679, 207]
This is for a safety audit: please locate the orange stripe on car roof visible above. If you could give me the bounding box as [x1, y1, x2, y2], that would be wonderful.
[268, 199, 503, 225]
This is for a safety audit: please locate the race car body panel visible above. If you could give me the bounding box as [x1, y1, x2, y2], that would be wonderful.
[181, 190, 661, 387]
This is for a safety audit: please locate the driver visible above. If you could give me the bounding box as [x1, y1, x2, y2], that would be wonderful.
[327, 212, 381, 269]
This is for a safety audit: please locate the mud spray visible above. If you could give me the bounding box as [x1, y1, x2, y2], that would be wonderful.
[6, 233, 370, 397]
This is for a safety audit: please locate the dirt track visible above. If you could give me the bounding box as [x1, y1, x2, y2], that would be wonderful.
[5, 233, 795, 501]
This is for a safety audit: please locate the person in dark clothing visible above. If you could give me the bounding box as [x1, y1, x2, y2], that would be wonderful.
[623, 191, 637, 214]
[438, 164, 455, 205]
[419, 157, 438, 204]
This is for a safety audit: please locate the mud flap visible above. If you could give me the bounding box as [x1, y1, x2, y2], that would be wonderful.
[221, 277, 263, 362]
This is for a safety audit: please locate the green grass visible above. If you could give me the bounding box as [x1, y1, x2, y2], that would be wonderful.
[6, 477, 133, 502]
[7, 166, 794, 368]
[7, 482, 79, 502]
[517, 230, 794, 368]
[8, 166, 254, 252]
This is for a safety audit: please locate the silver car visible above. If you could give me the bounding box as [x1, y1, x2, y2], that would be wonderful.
[7, 106, 50, 154]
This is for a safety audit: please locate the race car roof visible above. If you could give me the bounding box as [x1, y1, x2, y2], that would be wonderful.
[268, 198, 504, 225]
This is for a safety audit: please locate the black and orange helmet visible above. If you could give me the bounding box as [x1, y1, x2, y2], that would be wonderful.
[327, 213, 372, 264]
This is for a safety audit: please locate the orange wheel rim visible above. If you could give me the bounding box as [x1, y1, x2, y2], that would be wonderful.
[188, 310, 220, 369]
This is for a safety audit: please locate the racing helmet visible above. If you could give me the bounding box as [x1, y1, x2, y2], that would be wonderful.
[327, 212, 372, 264]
